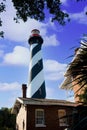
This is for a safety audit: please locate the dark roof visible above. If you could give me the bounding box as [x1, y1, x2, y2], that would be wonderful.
[19, 97, 76, 106]
[12, 97, 77, 114]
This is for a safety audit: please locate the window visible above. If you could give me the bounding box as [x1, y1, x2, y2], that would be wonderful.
[35, 109, 45, 127]
[58, 109, 67, 126]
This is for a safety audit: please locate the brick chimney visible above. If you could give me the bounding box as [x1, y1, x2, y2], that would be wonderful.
[22, 84, 27, 98]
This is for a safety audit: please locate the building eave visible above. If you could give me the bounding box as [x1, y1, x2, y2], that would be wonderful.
[60, 77, 73, 90]
[12, 97, 78, 114]
[60, 48, 81, 90]
[11, 99, 21, 114]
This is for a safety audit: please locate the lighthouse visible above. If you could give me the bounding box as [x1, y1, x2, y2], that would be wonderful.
[27, 29, 46, 99]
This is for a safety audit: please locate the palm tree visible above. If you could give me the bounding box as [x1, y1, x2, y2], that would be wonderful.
[67, 39, 87, 103]
[63, 35, 87, 103]
[60, 35, 87, 130]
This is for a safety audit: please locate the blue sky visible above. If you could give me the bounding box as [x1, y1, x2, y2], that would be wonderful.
[0, 0, 87, 108]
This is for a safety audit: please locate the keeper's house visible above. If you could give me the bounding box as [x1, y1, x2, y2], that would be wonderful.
[12, 84, 77, 130]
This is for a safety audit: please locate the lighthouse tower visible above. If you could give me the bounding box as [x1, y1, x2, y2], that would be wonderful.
[27, 29, 46, 99]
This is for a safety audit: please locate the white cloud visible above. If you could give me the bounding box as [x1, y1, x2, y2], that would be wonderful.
[1, 0, 59, 46]
[0, 82, 21, 91]
[70, 6, 87, 25]
[3, 46, 29, 66]
[44, 35, 59, 46]
[44, 60, 66, 72]
[1, 46, 66, 82]
[45, 72, 65, 81]
[44, 60, 67, 81]
[2, 17, 47, 42]
[1, 47, 66, 82]
[46, 86, 57, 99]
[2, 47, 66, 81]
[0, 82, 22, 108]
[61, 0, 68, 5]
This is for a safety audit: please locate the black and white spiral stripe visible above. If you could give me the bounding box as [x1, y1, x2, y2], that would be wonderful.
[27, 43, 46, 98]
